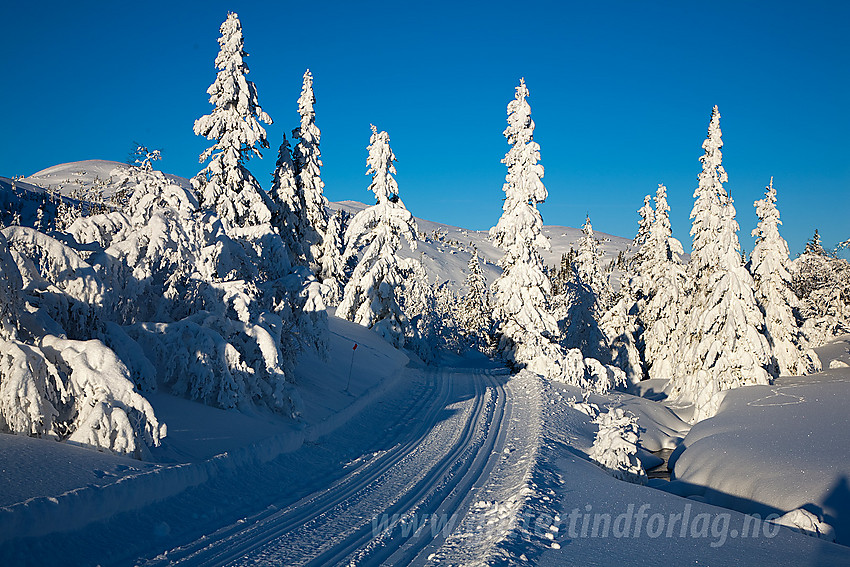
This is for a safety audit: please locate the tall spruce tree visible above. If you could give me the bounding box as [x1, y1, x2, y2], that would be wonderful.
[192, 12, 274, 230]
[750, 178, 821, 375]
[671, 106, 772, 421]
[292, 70, 341, 282]
[489, 79, 558, 366]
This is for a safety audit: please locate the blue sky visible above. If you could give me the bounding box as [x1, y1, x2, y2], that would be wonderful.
[1, 1, 847, 255]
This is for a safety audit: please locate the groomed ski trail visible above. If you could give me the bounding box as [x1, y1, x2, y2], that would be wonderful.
[140, 365, 540, 566]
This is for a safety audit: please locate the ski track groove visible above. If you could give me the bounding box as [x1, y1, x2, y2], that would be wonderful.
[139, 366, 512, 566]
[137, 369, 443, 567]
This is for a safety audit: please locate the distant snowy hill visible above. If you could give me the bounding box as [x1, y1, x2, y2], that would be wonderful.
[24, 159, 192, 198]
[3, 159, 635, 292]
[334, 199, 634, 293]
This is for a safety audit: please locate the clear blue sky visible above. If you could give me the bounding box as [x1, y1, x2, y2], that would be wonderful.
[1, 1, 847, 255]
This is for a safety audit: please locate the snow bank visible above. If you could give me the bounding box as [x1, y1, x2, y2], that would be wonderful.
[492, 369, 850, 566]
[669, 340, 850, 544]
[0, 315, 408, 544]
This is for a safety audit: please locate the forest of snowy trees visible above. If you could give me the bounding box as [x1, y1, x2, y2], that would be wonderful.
[0, 12, 848, 460]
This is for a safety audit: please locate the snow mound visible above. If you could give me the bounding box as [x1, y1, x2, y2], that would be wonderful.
[669, 357, 850, 545]
[771, 508, 836, 541]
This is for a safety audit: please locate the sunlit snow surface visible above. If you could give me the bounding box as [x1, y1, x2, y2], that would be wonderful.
[0, 161, 847, 565]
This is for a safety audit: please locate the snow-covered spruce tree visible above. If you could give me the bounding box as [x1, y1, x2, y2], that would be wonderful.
[338, 126, 422, 347]
[671, 107, 771, 421]
[192, 12, 274, 230]
[0, 231, 22, 341]
[589, 407, 647, 485]
[270, 132, 311, 267]
[600, 192, 665, 385]
[804, 229, 828, 256]
[320, 209, 345, 305]
[292, 70, 342, 291]
[630, 194, 655, 271]
[574, 215, 613, 310]
[459, 250, 495, 354]
[558, 273, 610, 364]
[489, 79, 559, 368]
[749, 178, 821, 375]
[639, 184, 689, 382]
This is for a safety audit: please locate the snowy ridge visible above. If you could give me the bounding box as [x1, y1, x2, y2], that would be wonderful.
[26, 160, 192, 198]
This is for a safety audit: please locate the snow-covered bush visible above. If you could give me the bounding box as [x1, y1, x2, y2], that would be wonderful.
[589, 407, 647, 485]
[0, 231, 164, 457]
[793, 246, 850, 346]
[0, 335, 165, 458]
[533, 346, 625, 394]
[129, 312, 301, 415]
[3, 226, 106, 340]
[771, 508, 835, 541]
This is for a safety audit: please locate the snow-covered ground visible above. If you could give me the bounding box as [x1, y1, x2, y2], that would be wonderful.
[7, 326, 849, 566]
[3, 318, 850, 565]
[1, 160, 849, 565]
[666, 336, 850, 545]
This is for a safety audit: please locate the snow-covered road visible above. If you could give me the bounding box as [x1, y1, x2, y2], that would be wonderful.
[137, 365, 524, 566]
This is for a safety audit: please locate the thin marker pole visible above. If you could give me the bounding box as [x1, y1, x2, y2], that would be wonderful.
[345, 343, 358, 393]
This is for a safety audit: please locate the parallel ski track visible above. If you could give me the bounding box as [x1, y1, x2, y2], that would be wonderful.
[142, 367, 510, 567]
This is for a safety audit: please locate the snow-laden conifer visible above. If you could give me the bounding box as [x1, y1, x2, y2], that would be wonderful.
[489, 79, 558, 366]
[639, 184, 688, 382]
[338, 126, 421, 347]
[750, 178, 821, 375]
[631, 194, 655, 271]
[671, 107, 772, 421]
[804, 229, 828, 256]
[574, 215, 613, 310]
[192, 12, 274, 230]
[292, 70, 342, 288]
[270, 132, 310, 266]
[0, 231, 22, 340]
[793, 248, 850, 344]
[319, 210, 345, 305]
[599, 279, 643, 386]
[459, 251, 494, 353]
